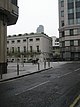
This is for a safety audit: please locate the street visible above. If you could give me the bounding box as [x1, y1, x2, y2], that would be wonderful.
[0, 62, 80, 107]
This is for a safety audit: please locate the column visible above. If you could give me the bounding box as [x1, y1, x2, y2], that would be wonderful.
[0, 14, 7, 74]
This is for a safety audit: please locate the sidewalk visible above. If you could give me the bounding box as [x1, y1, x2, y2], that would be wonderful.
[0, 62, 67, 82]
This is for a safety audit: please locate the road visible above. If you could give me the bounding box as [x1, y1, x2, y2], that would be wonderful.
[0, 62, 80, 107]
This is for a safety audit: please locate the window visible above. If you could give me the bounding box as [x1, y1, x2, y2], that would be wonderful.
[55, 38, 59, 42]
[65, 30, 70, 36]
[24, 46, 26, 52]
[67, 0, 74, 3]
[36, 46, 39, 52]
[23, 39, 26, 42]
[68, 19, 74, 25]
[12, 47, 14, 53]
[70, 40, 74, 46]
[61, 0, 64, 7]
[76, 7, 80, 12]
[74, 40, 78, 46]
[77, 28, 80, 34]
[76, 12, 80, 18]
[68, 2, 74, 9]
[11, 40, 15, 43]
[7, 41, 9, 44]
[62, 41, 65, 47]
[17, 40, 21, 43]
[30, 46, 32, 52]
[65, 41, 70, 46]
[29, 39, 33, 42]
[18, 47, 20, 52]
[75, 0, 80, 8]
[74, 29, 77, 35]
[61, 11, 64, 17]
[68, 13, 74, 19]
[36, 38, 40, 41]
[61, 21, 64, 26]
[78, 40, 80, 46]
[76, 18, 80, 24]
[68, 9, 74, 14]
[70, 29, 74, 36]
[62, 31, 65, 37]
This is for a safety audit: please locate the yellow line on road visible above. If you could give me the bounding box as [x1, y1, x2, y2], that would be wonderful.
[70, 95, 80, 107]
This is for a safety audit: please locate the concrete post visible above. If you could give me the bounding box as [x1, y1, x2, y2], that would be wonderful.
[0, 15, 7, 74]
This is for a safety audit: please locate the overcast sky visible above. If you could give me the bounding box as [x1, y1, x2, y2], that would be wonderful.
[7, 0, 59, 37]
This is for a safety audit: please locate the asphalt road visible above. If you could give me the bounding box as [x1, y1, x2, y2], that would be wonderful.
[0, 62, 80, 107]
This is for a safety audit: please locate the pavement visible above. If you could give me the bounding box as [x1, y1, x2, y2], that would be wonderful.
[0, 62, 68, 82]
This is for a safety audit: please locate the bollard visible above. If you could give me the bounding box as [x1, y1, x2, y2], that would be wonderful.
[48, 61, 50, 67]
[17, 64, 19, 75]
[44, 61, 46, 69]
[38, 63, 40, 70]
[0, 65, 2, 79]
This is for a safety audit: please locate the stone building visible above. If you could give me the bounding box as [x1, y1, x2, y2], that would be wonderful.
[7, 33, 52, 62]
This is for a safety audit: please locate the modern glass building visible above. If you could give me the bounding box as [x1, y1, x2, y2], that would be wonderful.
[58, 0, 80, 60]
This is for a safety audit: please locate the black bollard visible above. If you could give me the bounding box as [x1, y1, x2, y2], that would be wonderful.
[44, 61, 46, 69]
[38, 63, 40, 70]
[17, 64, 19, 75]
[0, 65, 2, 79]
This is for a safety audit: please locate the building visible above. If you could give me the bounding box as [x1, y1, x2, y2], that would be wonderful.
[7, 33, 52, 62]
[36, 25, 44, 33]
[51, 36, 59, 46]
[59, 0, 80, 61]
[51, 36, 60, 61]
[0, 0, 19, 73]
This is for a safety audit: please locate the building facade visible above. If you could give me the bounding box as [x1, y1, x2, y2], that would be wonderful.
[7, 33, 52, 62]
[51, 36, 59, 46]
[51, 36, 60, 61]
[0, 0, 19, 73]
[59, 0, 80, 60]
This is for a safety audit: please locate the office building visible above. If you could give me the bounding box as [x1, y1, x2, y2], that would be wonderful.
[36, 25, 44, 33]
[59, 0, 80, 60]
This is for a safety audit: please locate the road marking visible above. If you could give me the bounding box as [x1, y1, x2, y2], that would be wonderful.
[57, 67, 80, 79]
[70, 95, 80, 107]
[74, 68, 80, 72]
[15, 81, 49, 96]
[57, 72, 72, 78]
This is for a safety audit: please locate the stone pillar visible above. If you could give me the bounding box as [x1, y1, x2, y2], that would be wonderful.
[0, 14, 7, 74]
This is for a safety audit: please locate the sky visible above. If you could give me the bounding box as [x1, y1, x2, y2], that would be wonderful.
[7, 0, 59, 37]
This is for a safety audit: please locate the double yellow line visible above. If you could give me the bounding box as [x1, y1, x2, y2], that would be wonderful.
[70, 95, 80, 107]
